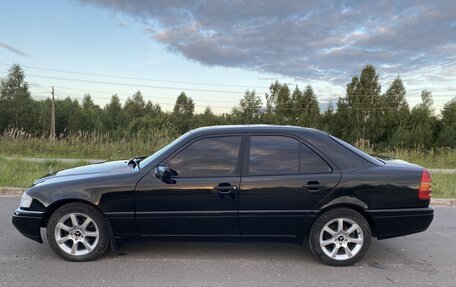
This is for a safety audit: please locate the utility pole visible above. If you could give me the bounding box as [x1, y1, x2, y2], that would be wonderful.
[51, 86, 55, 141]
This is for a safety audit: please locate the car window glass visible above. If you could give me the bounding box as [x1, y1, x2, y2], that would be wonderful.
[170, 136, 242, 177]
[300, 143, 331, 173]
[249, 136, 299, 175]
[330, 135, 384, 165]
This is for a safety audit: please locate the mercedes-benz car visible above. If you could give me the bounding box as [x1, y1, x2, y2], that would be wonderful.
[12, 125, 434, 266]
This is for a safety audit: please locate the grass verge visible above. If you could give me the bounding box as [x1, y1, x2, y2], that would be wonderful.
[432, 173, 456, 198]
[0, 157, 87, 188]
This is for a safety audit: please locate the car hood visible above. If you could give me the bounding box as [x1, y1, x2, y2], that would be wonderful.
[34, 160, 135, 185]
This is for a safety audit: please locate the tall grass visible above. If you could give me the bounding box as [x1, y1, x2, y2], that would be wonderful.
[1, 129, 455, 168]
[354, 138, 456, 169]
[0, 128, 178, 160]
[0, 157, 87, 187]
[432, 173, 456, 198]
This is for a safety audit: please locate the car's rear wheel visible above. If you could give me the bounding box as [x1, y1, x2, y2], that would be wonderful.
[46, 203, 110, 261]
[308, 208, 371, 266]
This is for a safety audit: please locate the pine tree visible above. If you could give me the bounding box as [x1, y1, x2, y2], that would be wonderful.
[0, 64, 34, 131]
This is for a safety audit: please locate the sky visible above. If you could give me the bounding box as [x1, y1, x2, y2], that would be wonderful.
[0, 0, 455, 113]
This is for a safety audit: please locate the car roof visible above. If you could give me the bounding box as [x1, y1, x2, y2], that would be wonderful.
[190, 124, 326, 135]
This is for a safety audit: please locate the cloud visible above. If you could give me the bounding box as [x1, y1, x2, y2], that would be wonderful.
[79, 0, 456, 85]
[0, 42, 29, 58]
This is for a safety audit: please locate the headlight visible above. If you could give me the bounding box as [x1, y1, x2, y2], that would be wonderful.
[20, 192, 33, 208]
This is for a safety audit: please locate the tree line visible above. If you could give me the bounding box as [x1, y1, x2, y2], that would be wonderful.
[1, 64, 455, 148]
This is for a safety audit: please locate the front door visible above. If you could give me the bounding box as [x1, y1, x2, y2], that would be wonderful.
[239, 135, 341, 237]
[135, 135, 245, 236]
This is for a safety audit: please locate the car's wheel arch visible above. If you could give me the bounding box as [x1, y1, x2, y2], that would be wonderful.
[317, 197, 377, 237]
[42, 199, 114, 245]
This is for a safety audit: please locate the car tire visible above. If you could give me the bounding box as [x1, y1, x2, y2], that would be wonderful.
[308, 208, 371, 266]
[46, 202, 110, 261]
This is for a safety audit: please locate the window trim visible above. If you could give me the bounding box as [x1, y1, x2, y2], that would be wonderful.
[244, 133, 333, 177]
[163, 134, 246, 178]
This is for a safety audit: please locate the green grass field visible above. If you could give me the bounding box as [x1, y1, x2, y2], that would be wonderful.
[374, 148, 456, 169]
[431, 173, 456, 198]
[0, 157, 87, 188]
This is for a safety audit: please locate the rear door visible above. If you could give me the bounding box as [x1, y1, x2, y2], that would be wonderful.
[239, 134, 341, 237]
[135, 134, 245, 236]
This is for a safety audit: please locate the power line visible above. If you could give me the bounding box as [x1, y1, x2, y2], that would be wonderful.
[2, 70, 454, 101]
[29, 76, 455, 100]
[27, 87, 456, 105]
[34, 91, 234, 107]
[32, 91, 433, 111]
[2, 69, 454, 108]
[32, 91, 230, 109]
[30, 86, 452, 110]
[4, 64, 437, 97]
[33, 85, 241, 104]
[23, 74, 258, 94]
[3, 63, 456, 97]
[0, 62, 270, 89]
[39, 92, 414, 112]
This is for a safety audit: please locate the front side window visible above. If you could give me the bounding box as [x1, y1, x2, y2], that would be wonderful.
[169, 136, 242, 177]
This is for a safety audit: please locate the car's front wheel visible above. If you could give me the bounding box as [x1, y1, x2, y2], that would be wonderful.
[46, 203, 110, 261]
[308, 208, 371, 266]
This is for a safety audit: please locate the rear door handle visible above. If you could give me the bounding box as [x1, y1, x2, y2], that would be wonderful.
[213, 184, 237, 194]
[303, 180, 326, 191]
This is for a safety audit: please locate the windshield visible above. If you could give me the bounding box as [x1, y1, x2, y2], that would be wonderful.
[330, 135, 384, 166]
[139, 131, 192, 168]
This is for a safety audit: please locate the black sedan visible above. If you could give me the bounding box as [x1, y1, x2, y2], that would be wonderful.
[12, 125, 434, 266]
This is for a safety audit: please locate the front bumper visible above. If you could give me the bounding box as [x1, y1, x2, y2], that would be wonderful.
[12, 208, 44, 243]
[367, 206, 434, 239]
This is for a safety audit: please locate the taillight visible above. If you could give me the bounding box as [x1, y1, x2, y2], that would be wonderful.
[418, 169, 432, 200]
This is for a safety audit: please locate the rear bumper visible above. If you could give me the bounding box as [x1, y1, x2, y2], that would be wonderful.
[367, 206, 434, 240]
[12, 208, 44, 243]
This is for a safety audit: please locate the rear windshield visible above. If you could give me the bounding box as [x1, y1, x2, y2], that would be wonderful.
[330, 136, 384, 166]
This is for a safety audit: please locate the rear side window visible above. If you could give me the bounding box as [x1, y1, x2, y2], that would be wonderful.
[249, 136, 299, 175]
[330, 135, 384, 165]
[300, 143, 331, 173]
[170, 136, 242, 177]
[248, 136, 331, 175]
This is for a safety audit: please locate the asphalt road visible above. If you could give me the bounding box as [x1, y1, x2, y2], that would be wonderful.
[1, 197, 455, 287]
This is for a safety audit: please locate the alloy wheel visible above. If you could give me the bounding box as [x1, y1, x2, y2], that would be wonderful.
[319, 217, 364, 261]
[54, 213, 100, 256]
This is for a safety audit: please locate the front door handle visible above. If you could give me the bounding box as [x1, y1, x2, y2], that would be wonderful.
[303, 180, 326, 191]
[213, 183, 237, 194]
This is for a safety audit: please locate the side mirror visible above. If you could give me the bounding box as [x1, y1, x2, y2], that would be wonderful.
[154, 165, 177, 184]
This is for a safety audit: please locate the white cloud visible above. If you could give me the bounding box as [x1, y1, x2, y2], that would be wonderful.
[79, 0, 456, 90]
